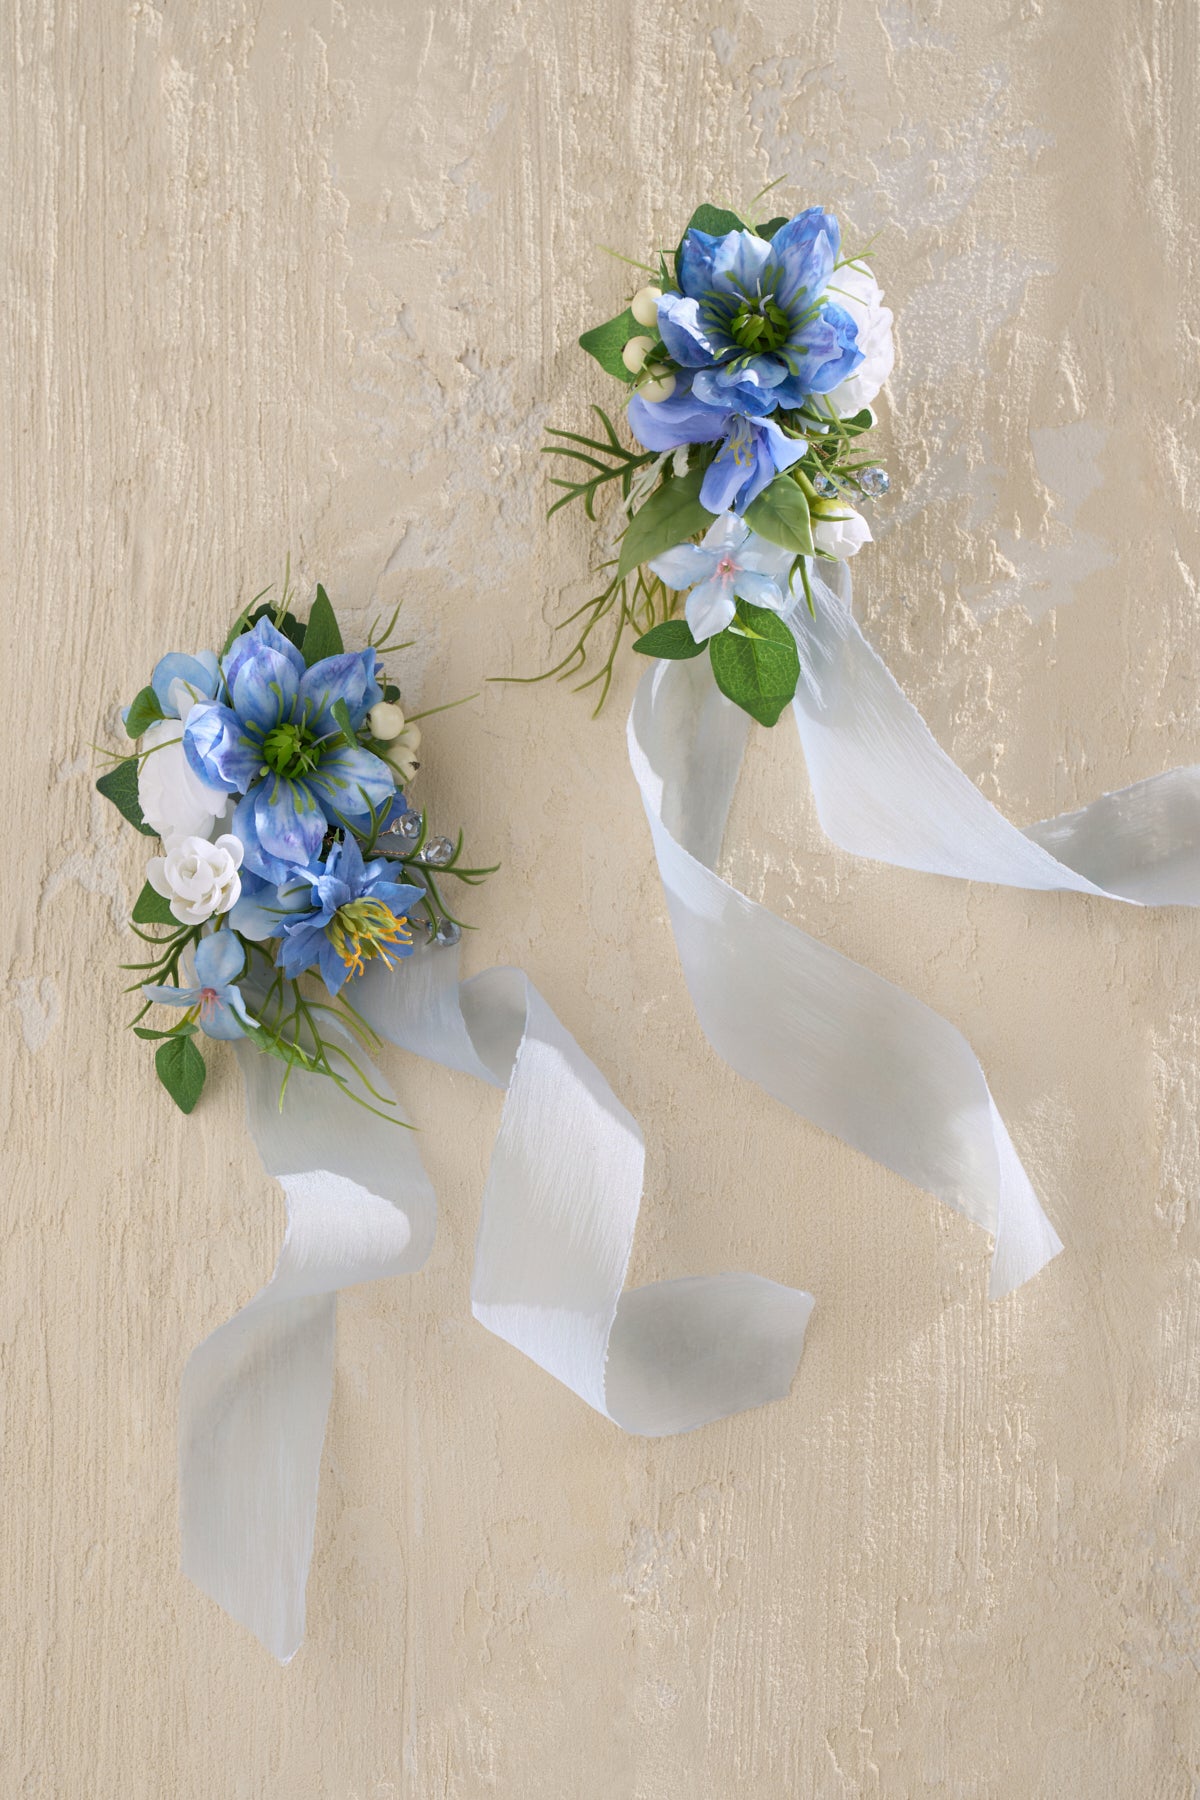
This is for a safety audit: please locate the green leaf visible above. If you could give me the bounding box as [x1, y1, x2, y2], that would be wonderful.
[744, 476, 814, 555]
[757, 215, 789, 239]
[579, 308, 640, 381]
[331, 696, 357, 747]
[96, 758, 156, 836]
[155, 1035, 206, 1114]
[617, 465, 715, 580]
[383, 682, 401, 703]
[134, 1023, 197, 1040]
[301, 584, 343, 666]
[632, 620, 705, 660]
[708, 601, 800, 728]
[124, 685, 165, 739]
[131, 880, 176, 925]
[839, 407, 875, 436]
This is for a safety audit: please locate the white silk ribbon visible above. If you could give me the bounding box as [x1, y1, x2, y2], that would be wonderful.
[180, 561, 1200, 1662]
[627, 561, 1200, 1305]
[181, 949, 813, 1660]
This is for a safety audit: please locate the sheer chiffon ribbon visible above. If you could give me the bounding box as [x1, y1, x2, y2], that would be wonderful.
[180, 563, 1200, 1660]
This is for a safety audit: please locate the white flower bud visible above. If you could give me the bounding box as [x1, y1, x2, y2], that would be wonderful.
[639, 371, 677, 403]
[368, 700, 406, 741]
[630, 285, 662, 327]
[621, 335, 655, 375]
[811, 501, 873, 561]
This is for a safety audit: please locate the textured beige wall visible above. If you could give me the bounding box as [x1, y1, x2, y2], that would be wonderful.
[5, 1, 1200, 1795]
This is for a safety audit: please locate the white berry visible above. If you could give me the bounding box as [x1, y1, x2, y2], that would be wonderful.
[630, 285, 662, 327]
[639, 371, 677, 403]
[368, 700, 405, 741]
[621, 335, 654, 374]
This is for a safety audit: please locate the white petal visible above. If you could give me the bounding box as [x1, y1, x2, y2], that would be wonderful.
[146, 857, 172, 898]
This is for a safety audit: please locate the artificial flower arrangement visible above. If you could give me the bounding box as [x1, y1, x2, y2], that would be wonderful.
[97, 582, 493, 1117]
[540, 186, 894, 724]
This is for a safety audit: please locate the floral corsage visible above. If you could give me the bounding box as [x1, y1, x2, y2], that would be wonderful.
[98, 585, 493, 1117]
[541, 190, 894, 724]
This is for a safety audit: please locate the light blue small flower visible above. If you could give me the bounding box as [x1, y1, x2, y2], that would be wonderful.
[143, 931, 254, 1040]
[649, 513, 794, 642]
[628, 398, 806, 513]
[269, 834, 426, 996]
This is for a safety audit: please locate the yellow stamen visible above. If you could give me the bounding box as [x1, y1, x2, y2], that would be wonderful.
[327, 898, 413, 978]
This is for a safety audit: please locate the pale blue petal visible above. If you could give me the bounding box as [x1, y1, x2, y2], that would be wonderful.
[768, 208, 839, 309]
[647, 543, 717, 589]
[684, 575, 737, 642]
[184, 702, 262, 793]
[708, 228, 773, 298]
[222, 617, 306, 693]
[297, 651, 373, 735]
[733, 569, 786, 610]
[655, 294, 718, 368]
[627, 390, 729, 452]
[306, 745, 396, 823]
[151, 652, 220, 717]
[142, 982, 201, 1009]
[198, 993, 250, 1041]
[231, 645, 301, 733]
[194, 930, 246, 989]
[254, 777, 328, 869]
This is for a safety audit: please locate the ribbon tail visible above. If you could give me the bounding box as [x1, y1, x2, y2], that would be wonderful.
[791, 565, 1200, 908]
[358, 954, 814, 1436]
[180, 1043, 435, 1661]
[628, 647, 1063, 1296]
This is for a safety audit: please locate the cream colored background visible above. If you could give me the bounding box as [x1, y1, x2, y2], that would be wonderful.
[5, 2, 1200, 1795]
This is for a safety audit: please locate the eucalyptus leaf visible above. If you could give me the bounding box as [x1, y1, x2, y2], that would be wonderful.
[96, 759, 155, 836]
[632, 620, 704, 660]
[131, 879, 176, 926]
[155, 1035, 206, 1114]
[744, 476, 814, 556]
[124, 685, 165, 739]
[579, 308, 640, 381]
[617, 466, 714, 580]
[301, 584, 343, 666]
[708, 601, 800, 728]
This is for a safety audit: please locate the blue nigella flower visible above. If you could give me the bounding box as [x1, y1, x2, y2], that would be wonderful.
[143, 930, 254, 1040]
[652, 209, 863, 418]
[627, 399, 806, 514]
[268, 833, 426, 996]
[182, 618, 396, 883]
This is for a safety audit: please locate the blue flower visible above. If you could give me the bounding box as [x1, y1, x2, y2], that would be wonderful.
[143, 930, 254, 1040]
[651, 209, 863, 417]
[182, 618, 396, 883]
[627, 394, 806, 513]
[268, 833, 426, 996]
[149, 651, 221, 717]
[648, 513, 794, 642]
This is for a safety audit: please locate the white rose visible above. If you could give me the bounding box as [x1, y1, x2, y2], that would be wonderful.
[138, 719, 233, 845]
[812, 502, 873, 560]
[825, 260, 894, 414]
[147, 834, 244, 925]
